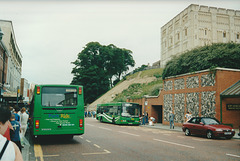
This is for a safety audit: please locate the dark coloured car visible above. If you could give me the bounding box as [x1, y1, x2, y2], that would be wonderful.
[182, 117, 235, 139]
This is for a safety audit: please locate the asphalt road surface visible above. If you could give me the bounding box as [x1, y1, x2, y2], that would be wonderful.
[30, 118, 240, 161]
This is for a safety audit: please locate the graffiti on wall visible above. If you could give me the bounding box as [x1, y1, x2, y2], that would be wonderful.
[174, 93, 185, 123]
[163, 94, 173, 121]
[201, 91, 216, 117]
[186, 92, 199, 117]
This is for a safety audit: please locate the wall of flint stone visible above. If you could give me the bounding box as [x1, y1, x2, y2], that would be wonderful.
[186, 93, 199, 117]
[164, 80, 173, 91]
[174, 78, 184, 90]
[174, 93, 185, 123]
[201, 91, 216, 117]
[163, 94, 173, 121]
[163, 74, 216, 122]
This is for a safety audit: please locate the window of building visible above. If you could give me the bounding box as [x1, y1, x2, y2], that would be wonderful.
[184, 28, 188, 36]
[177, 33, 180, 40]
[237, 33, 239, 39]
[223, 31, 226, 38]
[205, 29, 207, 35]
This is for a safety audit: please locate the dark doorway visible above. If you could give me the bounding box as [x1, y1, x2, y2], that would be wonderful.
[152, 105, 162, 123]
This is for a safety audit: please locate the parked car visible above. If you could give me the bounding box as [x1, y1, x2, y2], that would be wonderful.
[182, 117, 235, 139]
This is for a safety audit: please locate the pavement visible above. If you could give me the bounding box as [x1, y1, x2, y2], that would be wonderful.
[21, 135, 30, 161]
[141, 123, 240, 139]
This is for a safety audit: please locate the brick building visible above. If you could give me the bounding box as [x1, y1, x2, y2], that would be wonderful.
[128, 68, 240, 129]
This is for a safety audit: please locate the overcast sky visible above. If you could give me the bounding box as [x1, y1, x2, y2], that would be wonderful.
[0, 0, 239, 85]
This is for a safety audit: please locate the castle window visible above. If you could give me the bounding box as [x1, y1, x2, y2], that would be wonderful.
[237, 33, 239, 39]
[223, 31, 226, 38]
[185, 28, 187, 36]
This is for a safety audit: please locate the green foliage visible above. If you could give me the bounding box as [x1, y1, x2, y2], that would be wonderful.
[113, 79, 163, 102]
[162, 43, 240, 79]
[71, 42, 135, 104]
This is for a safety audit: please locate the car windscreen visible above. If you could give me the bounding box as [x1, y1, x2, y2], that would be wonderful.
[42, 87, 77, 107]
[202, 118, 220, 125]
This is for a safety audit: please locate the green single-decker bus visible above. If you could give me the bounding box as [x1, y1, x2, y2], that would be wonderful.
[30, 85, 84, 139]
[96, 102, 140, 125]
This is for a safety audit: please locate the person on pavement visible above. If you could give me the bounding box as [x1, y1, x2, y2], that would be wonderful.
[0, 105, 23, 161]
[169, 111, 175, 129]
[20, 107, 29, 138]
[10, 114, 22, 152]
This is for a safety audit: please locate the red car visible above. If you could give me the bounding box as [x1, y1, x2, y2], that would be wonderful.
[182, 117, 235, 139]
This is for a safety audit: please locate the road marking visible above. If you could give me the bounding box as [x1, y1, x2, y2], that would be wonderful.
[94, 144, 101, 148]
[79, 136, 83, 139]
[153, 139, 195, 149]
[86, 139, 91, 143]
[85, 124, 95, 127]
[82, 149, 111, 155]
[163, 134, 171, 136]
[226, 153, 240, 158]
[192, 138, 211, 142]
[98, 127, 112, 131]
[34, 144, 44, 161]
[118, 131, 140, 137]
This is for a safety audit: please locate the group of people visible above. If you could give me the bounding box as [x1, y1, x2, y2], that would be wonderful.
[141, 112, 155, 126]
[85, 110, 96, 118]
[0, 105, 29, 161]
[169, 111, 192, 129]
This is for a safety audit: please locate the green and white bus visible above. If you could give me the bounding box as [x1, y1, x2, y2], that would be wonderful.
[30, 85, 84, 139]
[96, 102, 140, 125]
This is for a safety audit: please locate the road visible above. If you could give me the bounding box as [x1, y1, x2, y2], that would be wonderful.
[29, 118, 240, 161]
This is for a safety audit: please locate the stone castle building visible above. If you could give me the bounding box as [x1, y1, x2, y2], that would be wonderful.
[161, 4, 240, 67]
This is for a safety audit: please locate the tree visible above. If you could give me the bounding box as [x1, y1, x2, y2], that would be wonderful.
[71, 42, 135, 104]
[162, 43, 240, 79]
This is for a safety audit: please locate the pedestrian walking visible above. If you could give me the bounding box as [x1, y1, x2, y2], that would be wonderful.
[19, 108, 29, 139]
[10, 114, 22, 152]
[13, 107, 20, 122]
[169, 111, 175, 129]
[0, 105, 23, 161]
[142, 113, 145, 125]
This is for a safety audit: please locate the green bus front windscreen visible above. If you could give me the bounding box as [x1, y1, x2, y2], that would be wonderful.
[42, 87, 77, 107]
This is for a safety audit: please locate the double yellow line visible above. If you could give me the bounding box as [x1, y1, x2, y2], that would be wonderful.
[34, 144, 44, 161]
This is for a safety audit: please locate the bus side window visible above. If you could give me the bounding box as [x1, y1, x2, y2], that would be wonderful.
[118, 106, 121, 115]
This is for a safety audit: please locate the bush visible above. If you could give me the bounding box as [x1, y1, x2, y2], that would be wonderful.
[162, 43, 240, 79]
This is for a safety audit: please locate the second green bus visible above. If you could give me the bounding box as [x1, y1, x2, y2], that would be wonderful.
[96, 102, 140, 125]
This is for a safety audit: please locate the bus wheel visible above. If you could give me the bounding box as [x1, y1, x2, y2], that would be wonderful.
[100, 117, 103, 122]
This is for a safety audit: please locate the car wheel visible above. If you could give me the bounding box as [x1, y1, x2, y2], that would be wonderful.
[185, 128, 191, 136]
[206, 130, 214, 139]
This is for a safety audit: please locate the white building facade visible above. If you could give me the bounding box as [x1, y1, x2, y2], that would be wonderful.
[161, 4, 240, 67]
[0, 20, 22, 95]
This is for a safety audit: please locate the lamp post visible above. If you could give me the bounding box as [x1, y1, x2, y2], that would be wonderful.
[17, 86, 19, 107]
